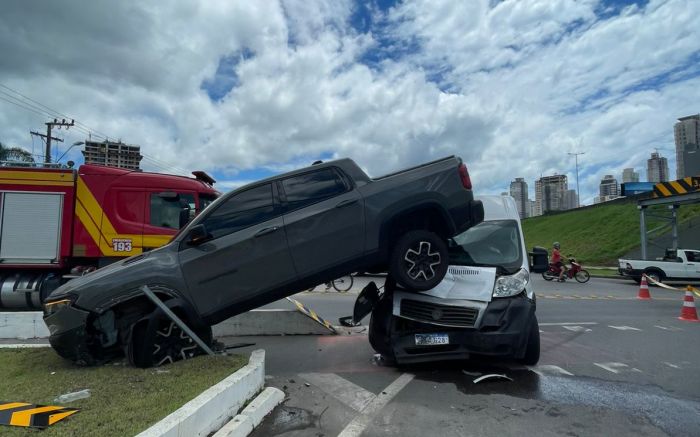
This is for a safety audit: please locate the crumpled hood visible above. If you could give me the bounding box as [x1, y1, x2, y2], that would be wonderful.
[418, 265, 497, 302]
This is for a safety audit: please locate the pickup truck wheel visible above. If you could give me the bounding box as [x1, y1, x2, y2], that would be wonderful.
[518, 316, 540, 365]
[127, 312, 212, 368]
[644, 270, 664, 286]
[390, 230, 449, 291]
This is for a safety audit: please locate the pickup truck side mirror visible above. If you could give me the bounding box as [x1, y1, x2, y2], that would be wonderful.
[187, 224, 212, 246]
[529, 246, 549, 273]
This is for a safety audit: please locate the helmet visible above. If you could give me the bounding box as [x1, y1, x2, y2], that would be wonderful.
[553, 242, 560, 249]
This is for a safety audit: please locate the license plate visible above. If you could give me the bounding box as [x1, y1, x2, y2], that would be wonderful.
[415, 333, 449, 346]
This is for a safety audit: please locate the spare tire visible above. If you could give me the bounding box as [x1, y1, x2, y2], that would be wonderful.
[389, 230, 449, 291]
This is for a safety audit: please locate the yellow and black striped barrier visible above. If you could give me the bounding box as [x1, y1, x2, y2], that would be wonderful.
[286, 297, 337, 334]
[652, 176, 700, 198]
[0, 402, 79, 429]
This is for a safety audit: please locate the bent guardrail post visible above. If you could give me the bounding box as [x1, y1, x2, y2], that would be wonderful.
[140, 285, 216, 356]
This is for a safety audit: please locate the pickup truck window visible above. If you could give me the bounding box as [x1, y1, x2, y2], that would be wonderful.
[447, 220, 522, 272]
[686, 251, 698, 262]
[282, 168, 348, 211]
[202, 184, 276, 239]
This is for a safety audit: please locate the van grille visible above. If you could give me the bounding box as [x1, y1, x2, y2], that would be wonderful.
[400, 299, 478, 328]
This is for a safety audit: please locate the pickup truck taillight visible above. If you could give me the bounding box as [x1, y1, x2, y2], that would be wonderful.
[458, 163, 472, 190]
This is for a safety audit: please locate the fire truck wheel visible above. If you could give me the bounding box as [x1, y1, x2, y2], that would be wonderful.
[127, 311, 212, 368]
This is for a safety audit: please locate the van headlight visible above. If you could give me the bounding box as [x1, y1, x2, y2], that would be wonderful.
[493, 268, 529, 298]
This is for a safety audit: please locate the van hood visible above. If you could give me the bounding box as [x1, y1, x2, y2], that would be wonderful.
[419, 265, 496, 302]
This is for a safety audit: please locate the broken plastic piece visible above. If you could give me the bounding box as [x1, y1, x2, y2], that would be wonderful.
[54, 389, 91, 403]
[461, 370, 481, 377]
[472, 374, 513, 384]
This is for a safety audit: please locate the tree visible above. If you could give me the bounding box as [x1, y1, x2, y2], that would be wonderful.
[0, 141, 35, 165]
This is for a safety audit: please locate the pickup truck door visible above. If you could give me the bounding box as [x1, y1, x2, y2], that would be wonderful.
[178, 183, 297, 316]
[280, 167, 365, 277]
[684, 251, 700, 276]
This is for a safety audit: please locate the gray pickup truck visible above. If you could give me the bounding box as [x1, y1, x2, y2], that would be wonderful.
[44, 156, 483, 367]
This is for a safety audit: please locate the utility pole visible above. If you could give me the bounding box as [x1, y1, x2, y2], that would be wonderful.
[36, 118, 74, 163]
[30, 130, 63, 163]
[568, 151, 585, 207]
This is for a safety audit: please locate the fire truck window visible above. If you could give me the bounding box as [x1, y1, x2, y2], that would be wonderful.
[150, 193, 195, 229]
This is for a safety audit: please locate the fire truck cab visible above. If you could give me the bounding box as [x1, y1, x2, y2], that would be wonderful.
[0, 164, 218, 309]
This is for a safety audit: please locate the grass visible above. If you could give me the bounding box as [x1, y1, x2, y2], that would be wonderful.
[0, 349, 246, 436]
[522, 201, 700, 266]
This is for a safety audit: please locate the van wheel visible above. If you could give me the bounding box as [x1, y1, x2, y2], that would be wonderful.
[390, 230, 449, 291]
[518, 316, 540, 365]
[127, 311, 212, 368]
[368, 294, 395, 360]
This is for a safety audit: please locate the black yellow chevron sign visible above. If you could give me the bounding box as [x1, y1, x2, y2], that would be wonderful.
[653, 176, 700, 198]
[286, 297, 337, 334]
[0, 401, 79, 428]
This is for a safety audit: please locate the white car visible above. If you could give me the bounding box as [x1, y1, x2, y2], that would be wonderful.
[352, 195, 548, 365]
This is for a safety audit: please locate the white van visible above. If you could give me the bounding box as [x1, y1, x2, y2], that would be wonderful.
[352, 195, 548, 365]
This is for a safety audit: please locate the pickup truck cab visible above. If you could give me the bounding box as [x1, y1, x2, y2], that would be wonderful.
[618, 249, 700, 284]
[356, 195, 548, 365]
[44, 156, 484, 367]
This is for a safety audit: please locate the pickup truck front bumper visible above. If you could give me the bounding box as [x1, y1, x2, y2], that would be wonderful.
[618, 267, 642, 279]
[391, 295, 535, 364]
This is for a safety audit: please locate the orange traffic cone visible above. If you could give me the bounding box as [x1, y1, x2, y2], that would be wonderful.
[637, 275, 651, 300]
[678, 287, 699, 322]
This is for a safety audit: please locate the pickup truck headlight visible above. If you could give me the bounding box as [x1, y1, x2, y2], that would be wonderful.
[44, 294, 77, 316]
[493, 268, 530, 298]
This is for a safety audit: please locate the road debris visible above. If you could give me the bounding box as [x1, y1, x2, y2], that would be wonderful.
[473, 374, 513, 384]
[54, 389, 91, 403]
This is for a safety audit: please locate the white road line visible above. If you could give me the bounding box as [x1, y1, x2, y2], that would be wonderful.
[338, 373, 414, 437]
[663, 362, 681, 369]
[300, 373, 376, 412]
[608, 325, 642, 331]
[562, 326, 592, 332]
[0, 343, 51, 348]
[529, 365, 574, 376]
[539, 322, 598, 326]
[654, 325, 683, 331]
[593, 362, 641, 374]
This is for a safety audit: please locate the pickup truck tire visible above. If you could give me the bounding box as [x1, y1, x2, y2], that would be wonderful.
[518, 315, 540, 365]
[643, 269, 664, 286]
[368, 294, 395, 360]
[390, 230, 449, 291]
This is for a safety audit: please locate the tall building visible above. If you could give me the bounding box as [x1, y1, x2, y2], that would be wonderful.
[565, 189, 578, 210]
[599, 175, 619, 198]
[646, 152, 669, 183]
[82, 140, 143, 170]
[622, 168, 640, 183]
[509, 178, 529, 219]
[535, 174, 568, 215]
[675, 114, 700, 178]
[528, 200, 538, 218]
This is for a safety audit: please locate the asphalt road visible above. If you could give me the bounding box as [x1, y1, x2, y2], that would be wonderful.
[225, 275, 700, 437]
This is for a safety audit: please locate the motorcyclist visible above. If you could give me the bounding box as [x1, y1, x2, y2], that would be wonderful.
[551, 242, 567, 282]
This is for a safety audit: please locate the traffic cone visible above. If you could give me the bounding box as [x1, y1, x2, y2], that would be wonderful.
[637, 275, 651, 300]
[678, 287, 699, 322]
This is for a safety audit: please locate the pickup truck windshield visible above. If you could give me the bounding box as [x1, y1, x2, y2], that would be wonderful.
[448, 220, 522, 273]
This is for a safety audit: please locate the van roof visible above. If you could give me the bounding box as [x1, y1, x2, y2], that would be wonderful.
[476, 195, 520, 221]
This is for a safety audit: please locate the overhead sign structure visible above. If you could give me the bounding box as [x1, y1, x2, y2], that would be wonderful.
[0, 401, 79, 429]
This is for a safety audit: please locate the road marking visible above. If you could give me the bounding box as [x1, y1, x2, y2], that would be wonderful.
[608, 325, 642, 331]
[540, 322, 598, 326]
[529, 365, 574, 376]
[562, 326, 592, 332]
[663, 362, 681, 369]
[654, 325, 683, 331]
[300, 373, 376, 412]
[338, 373, 414, 437]
[594, 362, 641, 374]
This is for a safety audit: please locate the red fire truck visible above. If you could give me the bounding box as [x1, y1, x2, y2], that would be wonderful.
[0, 164, 218, 310]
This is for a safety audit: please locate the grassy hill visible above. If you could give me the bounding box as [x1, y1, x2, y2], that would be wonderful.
[521, 199, 700, 266]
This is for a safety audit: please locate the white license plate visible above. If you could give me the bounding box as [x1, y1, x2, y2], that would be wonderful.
[415, 333, 449, 346]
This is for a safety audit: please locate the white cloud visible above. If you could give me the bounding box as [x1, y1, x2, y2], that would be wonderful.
[0, 0, 697, 203]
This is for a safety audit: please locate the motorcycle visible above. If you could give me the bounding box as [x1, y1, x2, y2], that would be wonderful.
[542, 257, 590, 283]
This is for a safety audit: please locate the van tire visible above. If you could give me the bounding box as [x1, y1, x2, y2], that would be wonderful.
[389, 230, 449, 291]
[519, 316, 540, 365]
[368, 294, 395, 360]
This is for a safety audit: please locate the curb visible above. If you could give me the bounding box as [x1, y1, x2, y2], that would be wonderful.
[136, 349, 266, 437]
[213, 387, 285, 437]
[0, 312, 49, 339]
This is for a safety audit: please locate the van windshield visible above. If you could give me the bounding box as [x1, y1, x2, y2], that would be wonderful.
[448, 220, 523, 273]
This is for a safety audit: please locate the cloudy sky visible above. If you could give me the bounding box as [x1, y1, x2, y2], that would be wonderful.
[0, 0, 697, 204]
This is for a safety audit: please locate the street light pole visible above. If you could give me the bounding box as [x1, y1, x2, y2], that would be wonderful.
[568, 151, 585, 207]
[56, 141, 84, 163]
